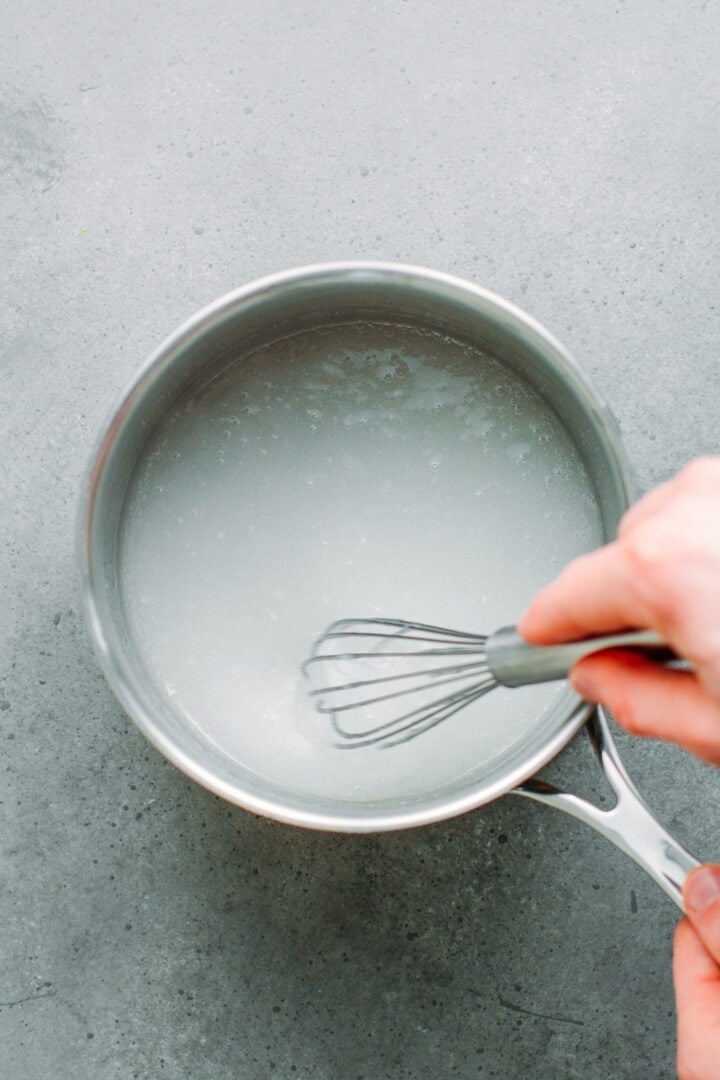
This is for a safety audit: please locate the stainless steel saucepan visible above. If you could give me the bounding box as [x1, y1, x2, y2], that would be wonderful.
[79, 262, 699, 909]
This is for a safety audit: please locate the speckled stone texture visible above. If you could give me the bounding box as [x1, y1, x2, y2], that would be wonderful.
[1, 1, 718, 1077]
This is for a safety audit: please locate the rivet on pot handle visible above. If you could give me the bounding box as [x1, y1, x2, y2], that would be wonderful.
[513, 706, 700, 911]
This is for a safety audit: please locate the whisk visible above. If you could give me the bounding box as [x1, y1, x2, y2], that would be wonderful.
[302, 618, 679, 748]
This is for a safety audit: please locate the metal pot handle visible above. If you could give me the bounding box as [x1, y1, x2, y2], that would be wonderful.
[513, 706, 699, 910]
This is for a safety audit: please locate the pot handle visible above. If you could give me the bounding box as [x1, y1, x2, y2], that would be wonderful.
[513, 706, 699, 911]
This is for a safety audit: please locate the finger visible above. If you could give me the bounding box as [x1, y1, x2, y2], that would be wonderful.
[684, 865, 720, 964]
[673, 917, 720, 1080]
[518, 542, 652, 645]
[624, 460, 720, 541]
[617, 476, 678, 537]
[569, 652, 720, 765]
[674, 916, 720, 1019]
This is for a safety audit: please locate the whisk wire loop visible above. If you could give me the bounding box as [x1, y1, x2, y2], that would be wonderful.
[302, 617, 497, 748]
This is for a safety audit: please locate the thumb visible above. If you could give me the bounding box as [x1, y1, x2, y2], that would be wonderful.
[683, 864, 720, 962]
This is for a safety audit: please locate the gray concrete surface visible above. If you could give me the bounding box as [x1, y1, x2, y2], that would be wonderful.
[2, 1, 718, 1077]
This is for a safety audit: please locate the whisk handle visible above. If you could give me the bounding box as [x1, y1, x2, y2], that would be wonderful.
[485, 627, 679, 688]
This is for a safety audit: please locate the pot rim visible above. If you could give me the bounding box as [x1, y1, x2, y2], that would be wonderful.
[78, 261, 635, 832]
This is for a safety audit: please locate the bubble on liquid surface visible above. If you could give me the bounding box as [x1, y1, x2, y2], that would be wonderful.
[509, 442, 532, 465]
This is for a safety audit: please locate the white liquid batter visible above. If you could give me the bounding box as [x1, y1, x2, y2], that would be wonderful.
[119, 322, 603, 802]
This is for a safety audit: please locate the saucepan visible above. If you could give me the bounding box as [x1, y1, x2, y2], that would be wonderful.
[79, 262, 698, 908]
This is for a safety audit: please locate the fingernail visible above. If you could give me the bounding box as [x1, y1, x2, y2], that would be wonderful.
[684, 865, 720, 915]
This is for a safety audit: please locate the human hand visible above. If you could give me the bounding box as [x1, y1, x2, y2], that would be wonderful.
[518, 457, 720, 764]
[676, 866, 720, 1080]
